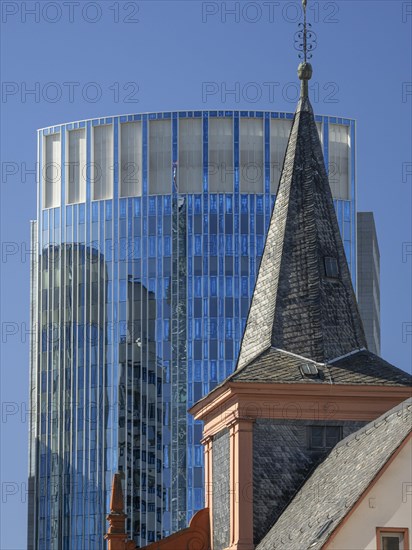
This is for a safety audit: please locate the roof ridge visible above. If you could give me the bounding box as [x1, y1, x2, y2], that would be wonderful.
[328, 348, 368, 364]
[271, 347, 325, 365]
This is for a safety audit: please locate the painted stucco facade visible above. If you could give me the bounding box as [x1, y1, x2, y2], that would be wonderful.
[327, 436, 411, 550]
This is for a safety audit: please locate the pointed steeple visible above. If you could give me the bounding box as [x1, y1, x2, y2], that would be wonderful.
[237, 2, 367, 369]
[105, 473, 137, 550]
[110, 473, 125, 514]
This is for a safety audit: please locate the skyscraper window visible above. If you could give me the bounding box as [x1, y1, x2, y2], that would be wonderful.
[93, 125, 113, 200]
[209, 117, 233, 192]
[43, 133, 61, 208]
[149, 119, 172, 194]
[178, 118, 202, 193]
[120, 122, 142, 197]
[270, 119, 292, 193]
[240, 118, 264, 193]
[329, 124, 350, 200]
[67, 129, 86, 204]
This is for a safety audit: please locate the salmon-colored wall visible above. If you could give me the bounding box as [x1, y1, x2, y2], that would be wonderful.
[227, 418, 254, 550]
[190, 382, 411, 550]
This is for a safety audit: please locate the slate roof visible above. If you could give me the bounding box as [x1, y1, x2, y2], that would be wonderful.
[237, 93, 366, 369]
[229, 347, 412, 387]
[256, 398, 412, 550]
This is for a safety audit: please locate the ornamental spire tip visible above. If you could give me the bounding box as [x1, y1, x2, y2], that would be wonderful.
[296, 0, 314, 98]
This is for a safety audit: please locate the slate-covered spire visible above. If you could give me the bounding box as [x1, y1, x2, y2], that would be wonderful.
[237, 1, 367, 369]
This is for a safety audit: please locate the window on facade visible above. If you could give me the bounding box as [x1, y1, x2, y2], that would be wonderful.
[67, 129, 86, 204]
[377, 529, 409, 550]
[178, 118, 202, 193]
[149, 119, 172, 194]
[382, 536, 402, 550]
[208, 117, 233, 192]
[270, 119, 292, 193]
[93, 125, 113, 200]
[121, 121, 142, 197]
[240, 118, 264, 193]
[329, 124, 350, 200]
[309, 426, 342, 449]
[43, 133, 61, 208]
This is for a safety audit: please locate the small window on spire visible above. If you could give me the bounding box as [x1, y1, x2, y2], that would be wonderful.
[324, 257, 339, 278]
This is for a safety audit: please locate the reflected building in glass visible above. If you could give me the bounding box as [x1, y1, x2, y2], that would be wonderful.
[28, 110, 358, 549]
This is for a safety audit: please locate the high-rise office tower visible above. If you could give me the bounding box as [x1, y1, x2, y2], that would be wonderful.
[28, 110, 358, 549]
[357, 212, 381, 355]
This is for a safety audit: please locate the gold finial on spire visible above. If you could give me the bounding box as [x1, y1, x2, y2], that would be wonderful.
[302, 0, 308, 63]
[297, 0, 313, 98]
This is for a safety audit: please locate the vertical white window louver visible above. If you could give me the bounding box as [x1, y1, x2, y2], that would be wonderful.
[240, 118, 264, 193]
[93, 125, 113, 200]
[121, 122, 142, 197]
[329, 124, 350, 200]
[44, 133, 61, 208]
[149, 120, 172, 194]
[67, 129, 86, 204]
[178, 118, 202, 193]
[208, 117, 234, 193]
[270, 119, 292, 194]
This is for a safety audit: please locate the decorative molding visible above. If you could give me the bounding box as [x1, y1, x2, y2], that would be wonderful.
[141, 508, 210, 550]
[191, 382, 411, 439]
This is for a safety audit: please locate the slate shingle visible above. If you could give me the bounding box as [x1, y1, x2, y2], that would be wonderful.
[255, 399, 412, 550]
[237, 95, 367, 369]
[252, 418, 367, 544]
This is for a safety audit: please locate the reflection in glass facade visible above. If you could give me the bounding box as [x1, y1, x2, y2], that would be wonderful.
[28, 111, 357, 549]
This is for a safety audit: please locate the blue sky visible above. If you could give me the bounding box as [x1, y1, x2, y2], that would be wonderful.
[1, 1, 411, 548]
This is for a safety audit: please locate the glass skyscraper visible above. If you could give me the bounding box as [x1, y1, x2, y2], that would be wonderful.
[28, 110, 357, 549]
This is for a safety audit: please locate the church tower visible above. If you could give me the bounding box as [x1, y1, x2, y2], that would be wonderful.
[189, 3, 412, 549]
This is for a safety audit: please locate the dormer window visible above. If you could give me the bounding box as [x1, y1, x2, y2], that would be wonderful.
[324, 256, 339, 278]
[300, 363, 319, 377]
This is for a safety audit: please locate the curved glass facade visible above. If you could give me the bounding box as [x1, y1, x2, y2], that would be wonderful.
[28, 110, 357, 549]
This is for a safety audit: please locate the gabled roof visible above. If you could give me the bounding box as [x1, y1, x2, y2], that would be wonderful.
[256, 399, 412, 550]
[237, 92, 366, 369]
